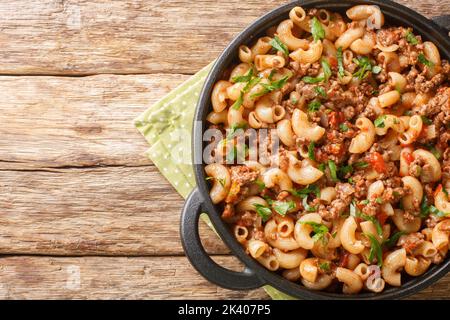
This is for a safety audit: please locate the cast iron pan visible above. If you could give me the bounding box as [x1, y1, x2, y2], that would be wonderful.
[180, 0, 450, 300]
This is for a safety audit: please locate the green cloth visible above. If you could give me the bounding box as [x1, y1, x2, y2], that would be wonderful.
[134, 62, 295, 300]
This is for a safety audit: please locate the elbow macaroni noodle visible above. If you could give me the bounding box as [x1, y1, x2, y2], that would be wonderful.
[204, 5, 449, 294]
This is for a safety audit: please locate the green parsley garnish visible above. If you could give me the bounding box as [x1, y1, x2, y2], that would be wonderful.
[302, 75, 325, 84]
[273, 201, 296, 216]
[308, 100, 322, 112]
[226, 123, 247, 140]
[354, 161, 369, 168]
[308, 142, 316, 161]
[405, 31, 419, 45]
[353, 56, 379, 80]
[337, 47, 345, 77]
[311, 17, 325, 42]
[254, 204, 272, 222]
[231, 92, 244, 110]
[418, 53, 434, 67]
[231, 68, 254, 83]
[207, 177, 226, 188]
[321, 59, 332, 82]
[300, 221, 329, 243]
[314, 86, 327, 98]
[383, 231, 406, 248]
[254, 180, 266, 191]
[421, 116, 433, 125]
[374, 115, 387, 128]
[270, 36, 290, 56]
[290, 185, 321, 199]
[339, 123, 349, 132]
[302, 197, 318, 212]
[328, 160, 339, 182]
[251, 76, 290, 98]
[365, 233, 383, 267]
[319, 262, 330, 271]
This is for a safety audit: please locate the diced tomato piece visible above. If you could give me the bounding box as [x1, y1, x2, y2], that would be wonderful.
[435, 184, 443, 198]
[403, 152, 415, 165]
[329, 111, 344, 128]
[339, 251, 350, 268]
[328, 56, 338, 68]
[368, 152, 387, 173]
[377, 211, 388, 226]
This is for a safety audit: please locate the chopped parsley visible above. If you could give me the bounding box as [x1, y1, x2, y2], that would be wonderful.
[374, 115, 387, 128]
[300, 221, 329, 243]
[318, 163, 326, 172]
[383, 231, 406, 248]
[308, 100, 322, 112]
[354, 161, 369, 169]
[418, 53, 434, 67]
[231, 92, 244, 110]
[308, 142, 316, 161]
[314, 86, 327, 98]
[231, 68, 254, 83]
[353, 56, 379, 80]
[420, 197, 449, 218]
[319, 262, 330, 271]
[290, 184, 321, 199]
[254, 204, 272, 222]
[376, 197, 383, 204]
[291, 96, 298, 105]
[270, 36, 290, 56]
[328, 160, 339, 182]
[226, 123, 247, 140]
[321, 59, 332, 82]
[254, 180, 266, 191]
[251, 75, 291, 98]
[337, 47, 345, 77]
[360, 213, 383, 237]
[421, 116, 433, 125]
[302, 75, 325, 84]
[273, 201, 296, 216]
[405, 31, 419, 45]
[302, 197, 318, 212]
[365, 233, 383, 267]
[339, 123, 349, 132]
[311, 17, 325, 42]
[206, 176, 226, 188]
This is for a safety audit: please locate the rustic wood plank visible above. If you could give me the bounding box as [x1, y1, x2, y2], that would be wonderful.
[0, 166, 229, 256]
[0, 74, 187, 168]
[0, 0, 446, 75]
[0, 255, 266, 300]
[0, 255, 447, 299]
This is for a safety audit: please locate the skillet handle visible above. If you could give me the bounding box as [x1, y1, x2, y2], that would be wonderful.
[432, 15, 450, 33]
[180, 188, 265, 290]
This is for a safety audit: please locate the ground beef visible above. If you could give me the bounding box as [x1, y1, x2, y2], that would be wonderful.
[399, 232, 425, 254]
[415, 73, 446, 95]
[324, 183, 355, 220]
[222, 203, 235, 220]
[377, 27, 402, 47]
[405, 67, 420, 91]
[230, 166, 258, 186]
[295, 83, 317, 100]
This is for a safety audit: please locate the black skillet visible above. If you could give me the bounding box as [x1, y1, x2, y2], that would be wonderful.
[180, 0, 450, 300]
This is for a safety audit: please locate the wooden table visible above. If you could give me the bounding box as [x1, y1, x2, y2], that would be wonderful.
[0, 0, 448, 300]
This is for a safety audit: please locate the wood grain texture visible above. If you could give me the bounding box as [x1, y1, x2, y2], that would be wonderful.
[0, 0, 446, 75]
[0, 74, 187, 169]
[0, 256, 448, 300]
[0, 0, 448, 300]
[0, 256, 266, 300]
[0, 165, 229, 256]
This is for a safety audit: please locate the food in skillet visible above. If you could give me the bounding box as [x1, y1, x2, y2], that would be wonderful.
[204, 5, 450, 294]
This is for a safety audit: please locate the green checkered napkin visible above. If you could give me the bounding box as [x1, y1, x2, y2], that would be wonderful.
[134, 62, 295, 300]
